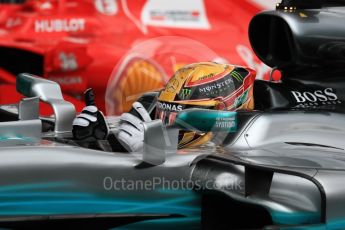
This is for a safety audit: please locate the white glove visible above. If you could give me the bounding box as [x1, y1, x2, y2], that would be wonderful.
[116, 102, 152, 152]
[72, 105, 109, 141]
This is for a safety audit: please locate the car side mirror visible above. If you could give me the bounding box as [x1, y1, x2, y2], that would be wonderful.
[16, 73, 76, 134]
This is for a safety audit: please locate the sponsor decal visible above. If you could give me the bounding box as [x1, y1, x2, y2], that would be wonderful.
[186, 69, 230, 87]
[183, 69, 253, 101]
[199, 73, 215, 81]
[198, 77, 233, 94]
[157, 102, 183, 112]
[215, 116, 236, 130]
[6, 17, 22, 28]
[35, 18, 86, 33]
[48, 76, 82, 85]
[291, 88, 341, 106]
[141, 0, 210, 29]
[94, 0, 118, 15]
[59, 52, 78, 72]
[230, 71, 244, 82]
[179, 88, 192, 100]
[166, 78, 180, 93]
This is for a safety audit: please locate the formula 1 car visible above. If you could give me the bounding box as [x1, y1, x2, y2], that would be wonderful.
[2, 1, 345, 229]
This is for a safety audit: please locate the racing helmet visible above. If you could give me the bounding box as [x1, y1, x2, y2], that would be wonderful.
[156, 62, 256, 148]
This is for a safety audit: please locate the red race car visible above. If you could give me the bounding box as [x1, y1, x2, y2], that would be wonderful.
[0, 0, 277, 115]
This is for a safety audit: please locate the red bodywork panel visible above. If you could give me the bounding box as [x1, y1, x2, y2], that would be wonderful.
[0, 0, 275, 115]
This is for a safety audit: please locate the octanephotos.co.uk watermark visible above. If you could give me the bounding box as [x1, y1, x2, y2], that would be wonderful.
[103, 176, 243, 191]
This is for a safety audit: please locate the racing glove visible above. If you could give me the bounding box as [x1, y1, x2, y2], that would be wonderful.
[116, 101, 152, 152]
[72, 89, 109, 141]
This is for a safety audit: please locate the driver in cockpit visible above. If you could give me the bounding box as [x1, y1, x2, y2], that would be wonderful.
[72, 62, 256, 152]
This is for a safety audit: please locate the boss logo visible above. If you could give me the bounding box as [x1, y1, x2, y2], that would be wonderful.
[291, 88, 338, 103]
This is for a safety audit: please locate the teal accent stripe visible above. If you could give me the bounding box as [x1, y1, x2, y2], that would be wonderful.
[0, 181, 201, 228]
[0, 182, 75, 192]
[270, 211, 320, 225]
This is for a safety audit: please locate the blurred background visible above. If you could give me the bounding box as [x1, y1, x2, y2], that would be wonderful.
[0, 0, 279, 115]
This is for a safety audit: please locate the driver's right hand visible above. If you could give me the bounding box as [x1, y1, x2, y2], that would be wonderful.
[72, 105, 109, 141]
[116, 102, 152, 152]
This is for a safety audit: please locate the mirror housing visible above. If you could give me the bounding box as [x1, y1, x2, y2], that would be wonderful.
[142, 120, 179, 166]
[16, 73, 76, 134]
